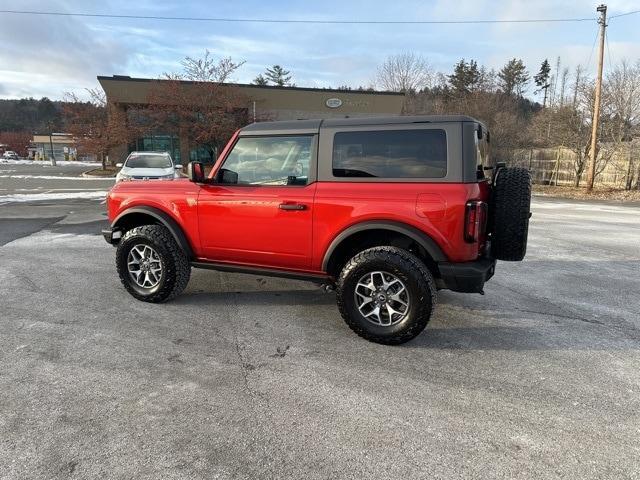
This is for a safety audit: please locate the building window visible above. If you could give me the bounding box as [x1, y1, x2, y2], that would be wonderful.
[131, 134, 181, 163]
[190, 145, 218, 164]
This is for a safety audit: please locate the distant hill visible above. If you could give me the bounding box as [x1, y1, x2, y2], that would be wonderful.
[0, 97, 66, 133]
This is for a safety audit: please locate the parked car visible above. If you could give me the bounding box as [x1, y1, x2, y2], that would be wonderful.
[2, 151, 19, 160]
[102, 115, 532, 345]
[115, 151, 182, 183]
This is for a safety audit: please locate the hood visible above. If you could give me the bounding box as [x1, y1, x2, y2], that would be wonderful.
[120, 166, 175, 177]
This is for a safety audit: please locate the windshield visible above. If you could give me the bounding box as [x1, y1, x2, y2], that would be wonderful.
[125, 154, 172, 169]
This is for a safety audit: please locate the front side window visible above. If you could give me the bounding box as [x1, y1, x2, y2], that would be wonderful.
[125, 153, 173, 169]
[332, 129, 447, 178]
[220, 136, 313, 186]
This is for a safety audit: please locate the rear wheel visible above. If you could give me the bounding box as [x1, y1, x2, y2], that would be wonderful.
[116, 224, 191, 302]
[336, 246, 436, 345]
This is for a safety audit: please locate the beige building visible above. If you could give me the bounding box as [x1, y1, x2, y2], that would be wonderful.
[98, 75, 406, 164]
[30, 133, 76, 161]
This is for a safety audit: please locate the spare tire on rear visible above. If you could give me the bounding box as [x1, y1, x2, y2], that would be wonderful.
[490, 167, 532, 261]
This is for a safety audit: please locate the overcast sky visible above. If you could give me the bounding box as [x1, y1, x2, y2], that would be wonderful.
[0, 0, 639, 102]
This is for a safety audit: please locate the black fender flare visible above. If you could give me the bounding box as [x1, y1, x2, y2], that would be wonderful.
[321, 220, 446, 272]
[112, 206, 194, 259]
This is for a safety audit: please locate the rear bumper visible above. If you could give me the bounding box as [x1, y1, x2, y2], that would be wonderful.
[437, 257, 496, 294]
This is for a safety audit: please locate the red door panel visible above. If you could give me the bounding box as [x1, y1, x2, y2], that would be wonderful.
[197, 184, 316, 269]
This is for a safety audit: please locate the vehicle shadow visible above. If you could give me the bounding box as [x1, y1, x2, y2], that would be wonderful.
[171, 288, 336, 307]
[169, 259, 640, 351]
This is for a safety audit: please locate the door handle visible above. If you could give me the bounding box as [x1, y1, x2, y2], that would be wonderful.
[279, 203, 307, 211]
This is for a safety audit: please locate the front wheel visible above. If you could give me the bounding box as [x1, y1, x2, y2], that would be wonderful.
[336, 246, 436, 345]
[115, 224, 191, 302]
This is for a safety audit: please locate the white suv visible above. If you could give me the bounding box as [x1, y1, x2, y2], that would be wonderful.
[115, 151, 182, 183]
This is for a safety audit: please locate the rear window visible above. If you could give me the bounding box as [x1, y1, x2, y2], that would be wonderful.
[332, 129, 447, 178]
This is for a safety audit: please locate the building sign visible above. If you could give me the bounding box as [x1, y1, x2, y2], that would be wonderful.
[325, 98, 343, 108]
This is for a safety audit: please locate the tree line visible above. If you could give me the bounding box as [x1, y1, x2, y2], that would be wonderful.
[376, 53, 640, 189]
[2, 50, 638, 189]
[0, 98, 65, 154]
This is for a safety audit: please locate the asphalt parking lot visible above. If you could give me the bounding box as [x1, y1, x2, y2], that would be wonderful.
[0, 161, 114, 204]
[1, 163, 639, 479]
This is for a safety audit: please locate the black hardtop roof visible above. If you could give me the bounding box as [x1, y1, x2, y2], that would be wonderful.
[240, 115, 484, 135]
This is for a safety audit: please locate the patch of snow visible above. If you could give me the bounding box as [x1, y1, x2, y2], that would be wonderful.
[0, 191, 107, 204]
[0, 159, 99, 167]
[0, 174, 113, 180]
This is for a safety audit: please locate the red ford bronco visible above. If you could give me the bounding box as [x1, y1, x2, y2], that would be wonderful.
[103, 115, 531, 344]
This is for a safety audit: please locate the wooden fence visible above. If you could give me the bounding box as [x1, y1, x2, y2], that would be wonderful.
[510, 143, 639, 188]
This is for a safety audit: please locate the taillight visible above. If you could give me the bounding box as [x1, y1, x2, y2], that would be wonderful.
[464, 201, 487, 243]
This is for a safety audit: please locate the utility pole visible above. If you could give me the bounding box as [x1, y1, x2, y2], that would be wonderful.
[48, 121, 56, 167]
[586, 4, 607, 191]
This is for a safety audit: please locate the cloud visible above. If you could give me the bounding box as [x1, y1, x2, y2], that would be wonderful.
[0, 0, 638, 100]
[0, 0, 129, 97]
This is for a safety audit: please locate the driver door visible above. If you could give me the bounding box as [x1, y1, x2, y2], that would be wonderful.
[197, 134, 317, 270]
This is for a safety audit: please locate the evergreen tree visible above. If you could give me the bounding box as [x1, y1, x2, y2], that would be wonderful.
[264, 65, 293, 86]
[448, 59, 481, 94]
[252, 74, 268, 86]
[498, 58, 530, 96]
[534, 59, 552, 107]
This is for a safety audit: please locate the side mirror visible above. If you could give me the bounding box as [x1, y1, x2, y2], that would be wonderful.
[187, 161, 205, 183]
[174, 164, 182, 169]
[217, 168, 238, 184]
[116, 163, 123, 168]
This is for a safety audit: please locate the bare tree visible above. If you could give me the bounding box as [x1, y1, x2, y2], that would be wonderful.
[0, 131, 31, 157]
[530, 66, 596, 187]
[375, 53, 433, 93]
[531, 105, 590, 186]
[144, 79, 248, 163]
[558, 67, 569, 107]
[180, 50, 245, 82]
[572, 65, 583, 108]
[549, 56, 561, 106]
[141, 51, 250, 162]
[63, 88, 135, 169]
[601, 59, 640, 189]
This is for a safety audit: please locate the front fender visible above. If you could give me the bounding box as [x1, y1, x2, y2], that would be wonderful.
[112, 206, 195, 259]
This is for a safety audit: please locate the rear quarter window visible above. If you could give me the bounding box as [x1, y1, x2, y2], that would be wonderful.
[332, 129, 447, 178]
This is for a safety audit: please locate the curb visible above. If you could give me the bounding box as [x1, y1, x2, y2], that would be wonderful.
[82, 168, 117, 178]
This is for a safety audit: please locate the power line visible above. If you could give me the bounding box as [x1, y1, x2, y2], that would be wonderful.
[584, 27, 600, 72]
[609, 9, 640, 19]
[0, 9, 597, 25]
[605, 30, 613, 71]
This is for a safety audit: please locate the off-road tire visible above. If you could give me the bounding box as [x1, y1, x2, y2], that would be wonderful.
[336, 246, 436, 345]
[490, 167, 532, 261]
[116, 224, 191, 302]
